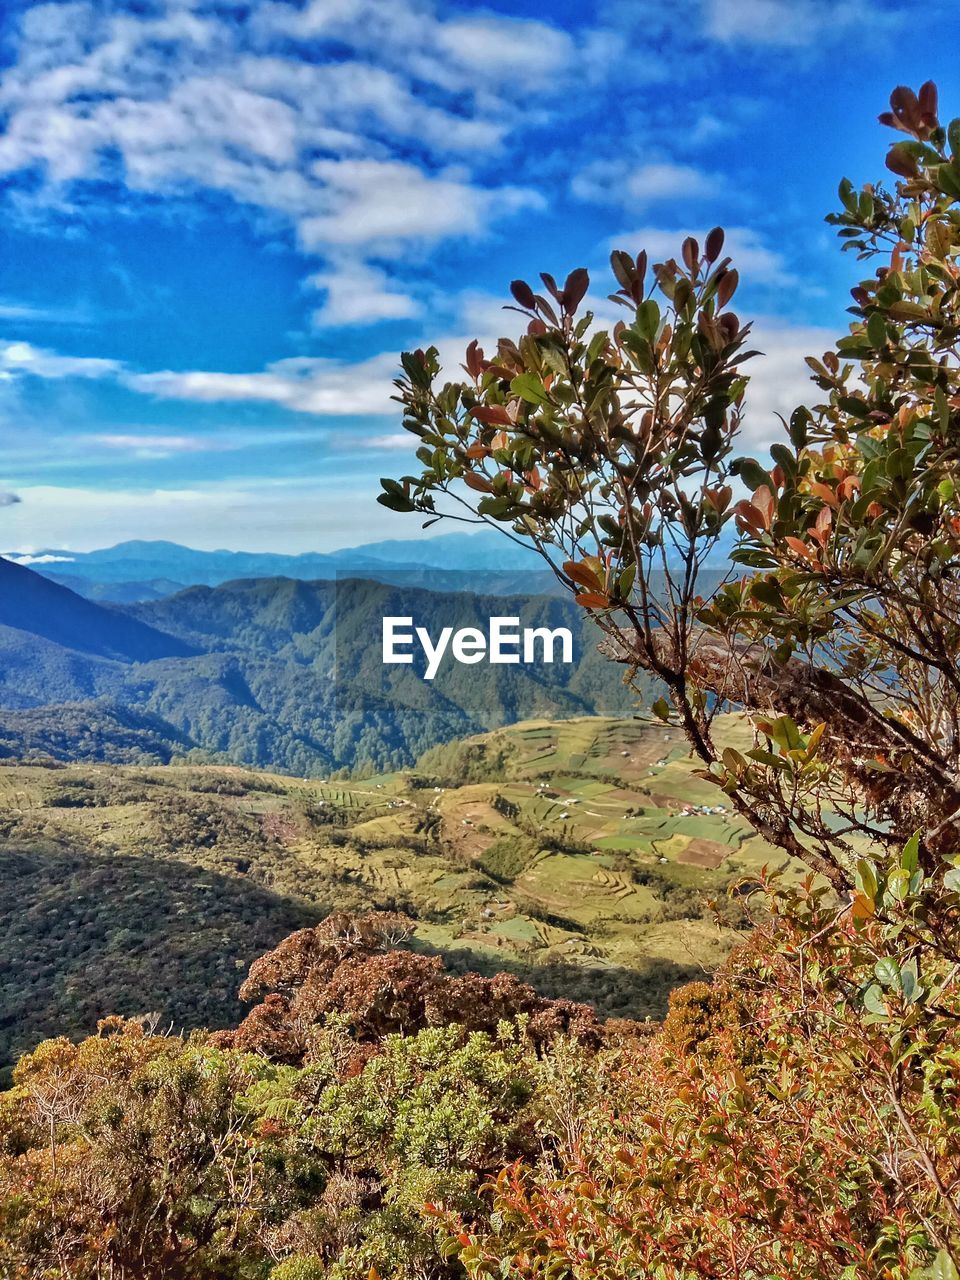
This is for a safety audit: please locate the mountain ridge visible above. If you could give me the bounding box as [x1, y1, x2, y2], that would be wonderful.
[7, 528, 737, 602]
[0, 557, 647, 773]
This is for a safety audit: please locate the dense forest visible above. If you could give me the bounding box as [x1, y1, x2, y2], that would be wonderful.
[0, 561, 648, 774]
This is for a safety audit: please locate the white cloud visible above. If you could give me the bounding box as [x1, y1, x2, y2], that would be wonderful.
[0, 336, 398, 417]
[0, 299, 93, 324]
[0, 0, 572, 319]
[299, 159, 540, 252]
[433, 15, 575, 81]
[738, 319, 836, 449]
[93, 433, 208, 450]
[309, 261, 420, 328]
[7, 551, 73, 564]
[253, 1, 575, 91]
[0, 290, 833, 450]
[573, 160, 714, 206]
[128, 353, 398, 417]
[703, 0, 876, 45]
[357, 433, 414, 451]
[1, 480, 419, 553]
[91, 433, 228, 460]
[0, 340, 121, 379]
[0, 333, 390, 419]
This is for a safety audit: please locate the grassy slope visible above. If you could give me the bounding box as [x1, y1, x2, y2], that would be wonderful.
[0, 714, 783, 1071]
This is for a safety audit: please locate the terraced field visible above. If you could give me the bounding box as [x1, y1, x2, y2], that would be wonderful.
[0, 715, 780, 1070]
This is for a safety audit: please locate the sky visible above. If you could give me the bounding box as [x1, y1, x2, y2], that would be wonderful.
[0, 0, 957, 553]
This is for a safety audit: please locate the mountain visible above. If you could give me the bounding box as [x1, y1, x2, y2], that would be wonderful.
[43, 574, 192, 603]
[8, 528, 737, 603]
[0, 557, 193, 663]
[0, 559, 648, 773]
[8, 531, 542, 596]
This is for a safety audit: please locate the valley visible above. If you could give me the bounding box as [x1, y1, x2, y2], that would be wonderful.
[0, 713, 776, 1073]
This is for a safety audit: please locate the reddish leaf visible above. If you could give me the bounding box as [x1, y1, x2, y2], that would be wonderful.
[561, 267, 590, 312]
[510, 279, 537, 310]
[469, 405, 514, 427]
[918, 79, 938, 127]
[563, 559, 604, 592]
[734, 500, 765, 533]
[785, 536, 813, 561]
[716, 269, 739, 308]
[462, 339, 484, 381]
[705, 227, 725, 263]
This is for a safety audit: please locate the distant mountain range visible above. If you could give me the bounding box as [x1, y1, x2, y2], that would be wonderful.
[5, 528, 737, 603]
[7, 532, 555, 602]
[0, 556, 649, 774]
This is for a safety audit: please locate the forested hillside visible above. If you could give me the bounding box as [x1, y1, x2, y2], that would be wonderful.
[0, 561, 647, 773]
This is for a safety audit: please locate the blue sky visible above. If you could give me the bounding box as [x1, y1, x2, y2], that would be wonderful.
[0, 0, 957, 552]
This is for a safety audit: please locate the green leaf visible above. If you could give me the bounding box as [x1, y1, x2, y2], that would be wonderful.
[749, 578, 784, 607]
[377, 492, 415, 513]
[617, 562, 637, 598]
[400, 350, 431, 390]
[769, 443, 797, 476]
[768, 716, 804, 753]
[866, 312, 887, 348]
[862, 983, 887, 1016]
[510, 372, 551, 406]
[874, 958, 901, 989]
[936, 386, 951, 434]
[927, 1250, 959, 1280]
[635, 299, 660, 341]
[901, 830, 921, 875]
[721, 747, 748, 772]
[378, 478, 416, 512]
[650, 697, 672, 723]
[788, 407, 811, 448]
[855, 858, 879, 902]
[736, 457, 774, 492]
[900, 959, 919, 1003]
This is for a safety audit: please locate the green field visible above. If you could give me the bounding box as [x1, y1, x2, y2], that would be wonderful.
[0, 714, 782, 1070]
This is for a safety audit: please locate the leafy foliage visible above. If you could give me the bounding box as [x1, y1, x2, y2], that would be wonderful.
[0, 914, 610, 1279]
[213, 911, 602, 1063]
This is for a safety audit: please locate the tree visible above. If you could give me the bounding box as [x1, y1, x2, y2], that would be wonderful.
[384, 82, 960, 1273]
[214, 911, 602, 1062]
[0, 1017, 301, 1279]
[381, 79, 960, 894]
